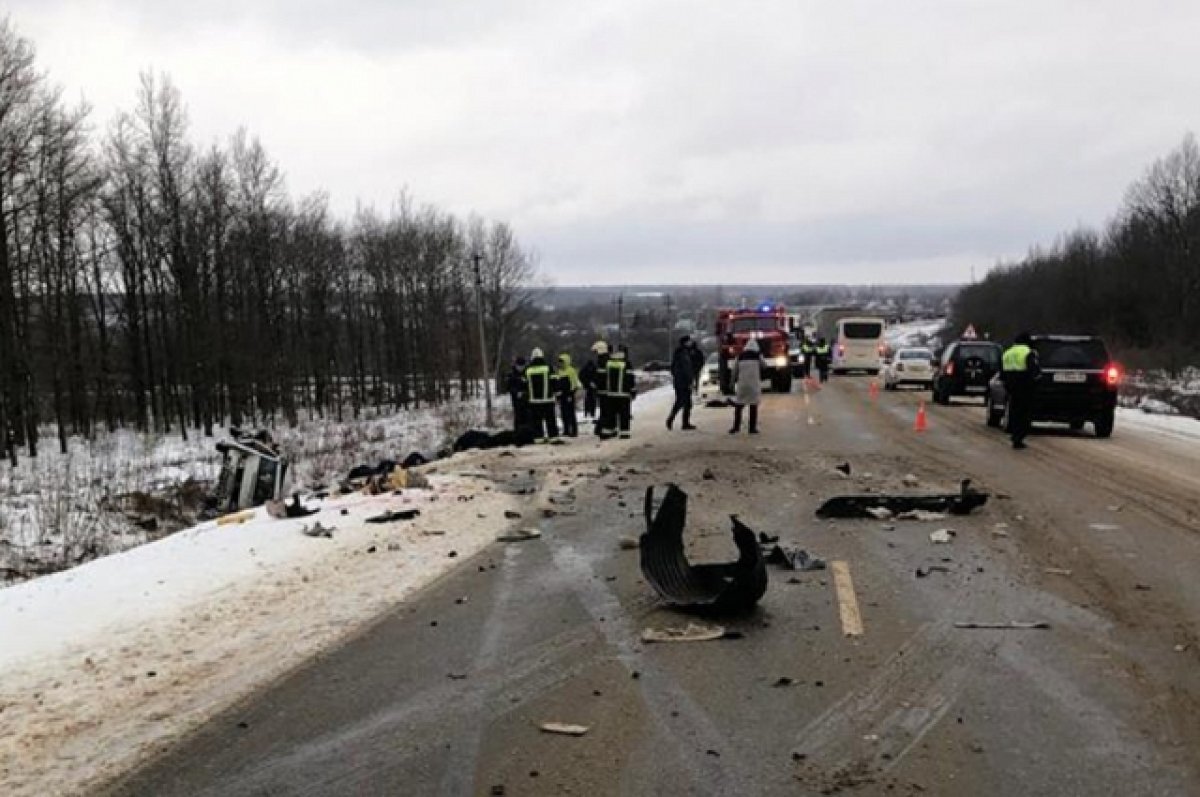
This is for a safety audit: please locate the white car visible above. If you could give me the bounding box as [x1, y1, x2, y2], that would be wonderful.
[884, 347, 936, 389]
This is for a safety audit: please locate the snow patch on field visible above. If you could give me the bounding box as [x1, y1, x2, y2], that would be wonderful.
[1117, 406, 1200, 443]
[885, 318, 947, 351]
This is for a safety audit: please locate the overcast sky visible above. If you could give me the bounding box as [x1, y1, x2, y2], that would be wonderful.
[8, 1, 1200, 285]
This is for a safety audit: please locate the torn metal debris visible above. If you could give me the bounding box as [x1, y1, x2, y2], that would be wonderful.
[764, 545, 826, 571]
[365, 508, 421, 524]
[639, 484, 768, 612]
[815, 479, 989, 519]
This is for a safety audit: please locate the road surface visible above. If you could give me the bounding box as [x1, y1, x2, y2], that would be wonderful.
[102, 378, 1200, 796]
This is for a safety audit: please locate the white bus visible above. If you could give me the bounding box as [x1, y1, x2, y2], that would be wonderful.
[832, 317, 885, 374]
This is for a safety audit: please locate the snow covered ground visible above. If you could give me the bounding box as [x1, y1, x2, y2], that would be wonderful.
[0, 396, 490, 584]
[1117, 405, 1200, 443]
[0, 385, 675, 796]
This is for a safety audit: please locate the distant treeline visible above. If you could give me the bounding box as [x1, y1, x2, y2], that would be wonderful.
[0, 21, 536, 463]
[952, 135, 1200, 371]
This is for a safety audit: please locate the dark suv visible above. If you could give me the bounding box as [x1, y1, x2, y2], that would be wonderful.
[985, 335, 1119, 438]
[932, 340, 1002, 404]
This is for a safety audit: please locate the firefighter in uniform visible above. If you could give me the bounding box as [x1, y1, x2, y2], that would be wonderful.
[505, 356, 530, 432]
[603, 349, 636, 439]
[591, 342, 612, 437]
[555, 352, 581, 437]
[524, 348, 559, 442]
[1001, 332, 1041, 450]
[580, 341, 605, 419]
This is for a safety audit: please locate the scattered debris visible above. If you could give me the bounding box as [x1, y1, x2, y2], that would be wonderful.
[991, 524, 1010, 537]
[816, 480, 988, 519]
[504, 510, 522, 519]
[902, 473, 920, 487]
[897, 510, 950, 522]
[639, 484, 768, 612]
[539, 722, 590, 736]
[865, 507, 894, 520]
[300, 522, 335, 539]
[421, 529, 446, 536]
[496, 528, 541, 543]
[915, 565, 951, 578]
[702, 468, 716, 480]
[1134, 583, 1152, 591]
[365, 509, 421, 524]
[1175, 644, 1189, 653]
[773, 676, 796, 687]
[641, 623, 727, 643]
[618, 536, 640, 550]
[764, 546, 826, 571]
[954, 621, 1050, 630]
[929, 529, 957, 544]
[1044, 567, 1073, 576]
[835, 462, 852, 476]
[266, 493, 319, 520]
[1089, 523, 1120, 531]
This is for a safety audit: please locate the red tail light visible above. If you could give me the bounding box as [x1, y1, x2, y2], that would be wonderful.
[878, 344, 886, 356]
[1105, 365, 1120, 386]
[838, 345, 845, 357]
[945, 362, 955, 376]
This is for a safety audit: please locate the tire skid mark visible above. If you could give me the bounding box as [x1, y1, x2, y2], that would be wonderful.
[548, 541, 754, 797]
[794, 622, 975, 772]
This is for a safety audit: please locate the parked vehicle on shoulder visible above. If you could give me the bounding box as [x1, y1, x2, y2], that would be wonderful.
[985, 335, 1120, 438]
[883, 347, 936, 389]
[932, 340, 1003, 404]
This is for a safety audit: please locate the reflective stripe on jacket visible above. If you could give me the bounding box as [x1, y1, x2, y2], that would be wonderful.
[606, 360, 630, 397]
[525, 363, 555, 403]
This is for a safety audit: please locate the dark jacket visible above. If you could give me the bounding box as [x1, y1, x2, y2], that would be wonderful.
[688, 345, 705, 376]
[506, 365, 527, 400]
[670, 346, 695, 390]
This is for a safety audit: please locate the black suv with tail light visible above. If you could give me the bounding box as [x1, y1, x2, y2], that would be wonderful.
[985, 335, 1120, 438]
[932, 340, 1003, 404]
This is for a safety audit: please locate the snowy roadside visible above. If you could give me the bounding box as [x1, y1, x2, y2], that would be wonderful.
[0, 385, 675, 797]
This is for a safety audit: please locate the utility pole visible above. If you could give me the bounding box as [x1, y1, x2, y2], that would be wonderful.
[472, 253, 494, 428]
[616, 293, 624, 346]
[664, 293, 674, 362]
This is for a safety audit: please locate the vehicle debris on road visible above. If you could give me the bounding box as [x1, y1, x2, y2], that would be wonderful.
[539, 722, 590, 736]
[954, 621, 1050, 630]
[641, 623, 728, 643]
[639, 484, 768, 612]
[916, 565, 951, 578]
[1044, 567, 1073, 576]
[764, 545, 826, 571]
[365, 509, 421, 524]
[300, 522, 335, 539]
[496, 528, 541, 542]
[815, 479, 989, 519]
[929, 528, 957, 544]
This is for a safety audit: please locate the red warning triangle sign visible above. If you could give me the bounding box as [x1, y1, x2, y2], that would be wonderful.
[962, 324, 978, 340]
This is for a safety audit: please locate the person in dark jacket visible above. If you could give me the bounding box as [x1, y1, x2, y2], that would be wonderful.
[1001, 331, 1041, 450]
[505, 356, 530, 432]
[666, 336, 698, 430]
[798, 332, 814, 379]
[580, 341, 605, 419]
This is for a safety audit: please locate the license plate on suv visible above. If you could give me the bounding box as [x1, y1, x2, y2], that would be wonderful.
[1052, 371, 1087, 383]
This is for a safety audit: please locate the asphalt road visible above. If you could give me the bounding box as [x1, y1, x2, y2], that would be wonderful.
[103, 378, 1200, 796]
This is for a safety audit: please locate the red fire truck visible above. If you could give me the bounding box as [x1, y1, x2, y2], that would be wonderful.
[715, 304, 793, 394]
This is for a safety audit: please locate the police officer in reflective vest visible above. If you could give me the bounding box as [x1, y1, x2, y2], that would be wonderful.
[814, 338, 832, 382]
[799, 334, 815, 379]
[603, 349, 636, 439]
[524, 348, 560, 443]
[1001, 332, 1041, 449]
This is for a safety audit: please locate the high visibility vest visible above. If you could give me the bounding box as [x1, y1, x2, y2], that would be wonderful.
[801, 343, 815, 355]
[556, 364, 581, 392]
[815, 344, 830, 356]
[606, 360, 630, 397]
[525, 364, 554, 403]
[1002, 344, 1031, 372]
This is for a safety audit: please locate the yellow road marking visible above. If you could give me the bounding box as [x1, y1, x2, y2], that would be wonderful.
[831, 560, 864, 637]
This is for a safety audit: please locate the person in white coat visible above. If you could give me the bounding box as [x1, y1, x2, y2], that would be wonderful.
[730, 337, 763, 434]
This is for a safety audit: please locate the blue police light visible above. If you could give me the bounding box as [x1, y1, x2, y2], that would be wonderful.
[760, 303, 772, 312]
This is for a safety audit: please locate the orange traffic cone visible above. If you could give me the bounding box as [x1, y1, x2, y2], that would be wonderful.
[869, 381, 880, 401]
[914, 401, 928, 432]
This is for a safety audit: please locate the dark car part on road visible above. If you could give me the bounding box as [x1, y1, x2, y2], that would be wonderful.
[815, 479, 989, 519]
[639, 484, 768, 612]
[365, 508, 421, 523]
[932, 340, 1003, 404]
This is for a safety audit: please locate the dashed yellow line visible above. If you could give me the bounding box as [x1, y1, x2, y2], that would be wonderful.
[831, 560, 864, 637]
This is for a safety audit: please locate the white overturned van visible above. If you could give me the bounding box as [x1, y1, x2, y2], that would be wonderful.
[832, 317, 885, 374]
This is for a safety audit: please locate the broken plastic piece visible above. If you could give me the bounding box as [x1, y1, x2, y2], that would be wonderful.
[539, 722, 589, 736]
[816, 480, 988, 519]
[301, 522, 335, 539]
[764, 546, 826, 571]
[497, 528, 541, 542]
[954, 621, 1049, 630]
[639, 484, 768, 612]
[929, 529, 956, 544]
[641, 623, 727, 643]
